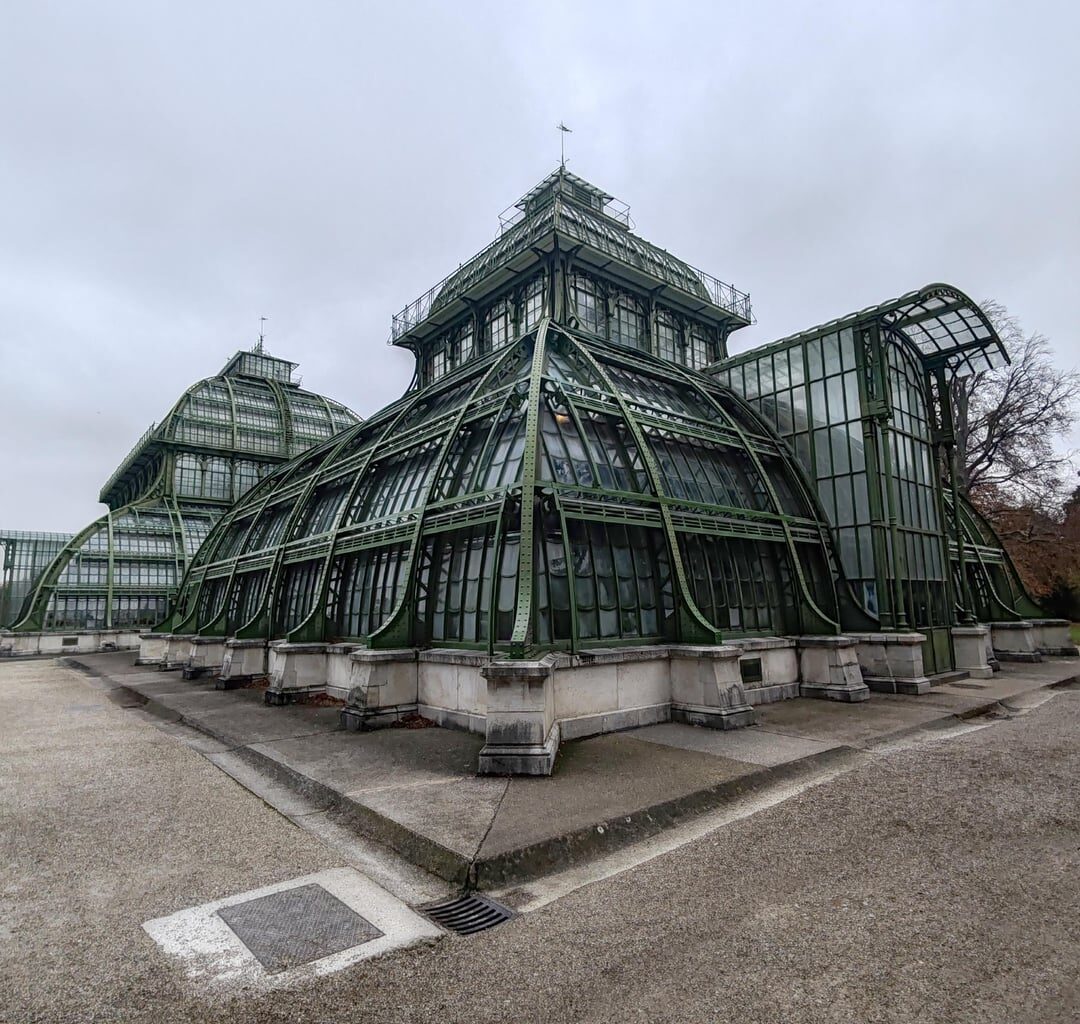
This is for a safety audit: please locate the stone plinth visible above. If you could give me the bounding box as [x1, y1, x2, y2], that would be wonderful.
[727, 637, 800, 705]
[990, 621, 1041, 663]
[478, 657, 559, 776]
[265, 641, 328, 704]
[951, 626, 993, 678]
[553, 647, 670, 740]
[1029, 619, 1080, 657]
[340, 648, 419, 730]
[162, 634, 196, 671]
[0, 629, 139, 657]
[182, 636, 226, 679]
[417, 649, 490, 733]
[136, 632, 169, 666]
[797, 636, 869, 702]
[325, 643, 364, 698]
[669, 645, 756, 729]
[219, 638, 267, 687]
[847, 631, 931, 694]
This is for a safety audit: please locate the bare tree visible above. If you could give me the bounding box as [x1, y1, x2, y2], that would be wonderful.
[951, 300, 1080, 511]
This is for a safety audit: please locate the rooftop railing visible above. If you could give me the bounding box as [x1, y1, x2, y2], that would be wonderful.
[391, 195, 750, 342]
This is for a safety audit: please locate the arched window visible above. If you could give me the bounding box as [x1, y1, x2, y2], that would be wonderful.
[570, 273, 605, 335]
[610, 293, 647, 351]
[654, 311, 680, 362]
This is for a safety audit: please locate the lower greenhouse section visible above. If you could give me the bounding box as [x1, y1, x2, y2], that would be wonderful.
[1, 498, 217, 641]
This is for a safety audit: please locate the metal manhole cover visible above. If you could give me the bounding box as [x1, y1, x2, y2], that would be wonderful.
[423, 893, 515, 935]
[217, 883, 383, 973]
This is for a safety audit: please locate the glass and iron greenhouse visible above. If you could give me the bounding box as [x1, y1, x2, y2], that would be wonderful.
[0, 348, 359, 655]
[130, 169, 1072, 774]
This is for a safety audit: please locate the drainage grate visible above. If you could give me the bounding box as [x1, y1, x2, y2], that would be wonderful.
[218, 883, 383, 973]
[423, 893, 515, 935]
[948, 682, 989, 690]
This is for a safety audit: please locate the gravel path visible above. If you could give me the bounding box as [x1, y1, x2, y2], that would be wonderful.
[2, 660, 1078, 1023]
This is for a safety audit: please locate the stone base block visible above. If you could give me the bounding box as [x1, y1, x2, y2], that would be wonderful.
[1029, 619, 1079, 657]
[797, 636, 870, 702]
[743, 681, 801, 704]
[220, 638, 267, 684]
[161, 634, 195, 671]
[671, 701, 756, 730]
[264, 684, 326, 706]
[478, 724, 560, 776]
[862, 675, 932, 695]
[990, 621, 1041, 662]
[136, 632, 169, 666]
[267, 641, 328, 698]
[340, 702, 419, 731]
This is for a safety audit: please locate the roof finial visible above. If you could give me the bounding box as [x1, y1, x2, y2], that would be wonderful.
[557, 122, 572, 169]
[256, 316, 268, 353]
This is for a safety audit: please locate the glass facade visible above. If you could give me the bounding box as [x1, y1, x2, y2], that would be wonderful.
[8, 348, 360, 633]
[171, 320, 842, 652]
[714, 284, 1015, 673]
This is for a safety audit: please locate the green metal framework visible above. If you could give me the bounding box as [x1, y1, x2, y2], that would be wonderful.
[166, 171, 867, 656]
[0, 531, 72, 627]
[712, 284, 1024, 673]
[6, 348, 360, 633]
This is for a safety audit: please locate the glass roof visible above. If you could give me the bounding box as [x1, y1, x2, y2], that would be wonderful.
[740, 284, 1007, 377]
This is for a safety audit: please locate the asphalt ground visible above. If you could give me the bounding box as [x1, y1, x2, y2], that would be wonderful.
[2, 658, 1078, 1023]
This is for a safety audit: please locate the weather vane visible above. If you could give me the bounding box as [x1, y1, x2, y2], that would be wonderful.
[557, 122, 572, 168]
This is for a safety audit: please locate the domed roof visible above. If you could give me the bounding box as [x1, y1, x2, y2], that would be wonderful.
[170, 321, 848, 654]
[99, 347, 360, 508]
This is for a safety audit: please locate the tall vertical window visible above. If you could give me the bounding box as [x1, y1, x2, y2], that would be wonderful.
[523, 274, 546, 331]
[610, 294, 647, 351]
[570, 273, 605, 335]
[655, 312, 679, 362]
[485, 301, 511, 351]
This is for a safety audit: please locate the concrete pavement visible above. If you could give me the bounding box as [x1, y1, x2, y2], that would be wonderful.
[2, 656, 1079, 1021]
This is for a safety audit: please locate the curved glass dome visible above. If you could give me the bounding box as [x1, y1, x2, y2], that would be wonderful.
[7, 348, 361, 633]
[169, 322, 849, 655]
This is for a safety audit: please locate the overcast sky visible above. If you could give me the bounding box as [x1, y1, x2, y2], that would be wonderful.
[2, 1, 1078, 533]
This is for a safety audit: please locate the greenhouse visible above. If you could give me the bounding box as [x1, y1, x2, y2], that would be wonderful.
[0, 347, 359, 656]
[145, 170, 1071, 775]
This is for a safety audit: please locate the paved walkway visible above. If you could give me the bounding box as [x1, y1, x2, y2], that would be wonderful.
[64, 652, 1080, 888]
[3, 655, 1079, 1022]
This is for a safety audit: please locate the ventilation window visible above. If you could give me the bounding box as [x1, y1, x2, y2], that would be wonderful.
[739, 656, 763, 684]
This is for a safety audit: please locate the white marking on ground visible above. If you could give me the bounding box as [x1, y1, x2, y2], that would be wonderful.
[499, 760, 858, 914]
[870, 720, 997, 754]
[143, 867, 442, 992]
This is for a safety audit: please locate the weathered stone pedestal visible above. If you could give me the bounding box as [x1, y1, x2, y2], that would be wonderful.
[218, 638, 268, 688]
[951, 625, 993, 678]
[797, 636, 869, 701]
[478, 657, 560, 776]
[1029, 619, 1080, 657]
[161, 634, 195, 671]
[265, 641, 328, 704]
[848, 631, 931, 694]
[989, 621, 1041, 663]
[340, 649, 419, 730]
[136, 632, 169, 666]
[728, 637, 800, 705]
[669, 645, 756, 728]
[182, 636, 226, 679]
